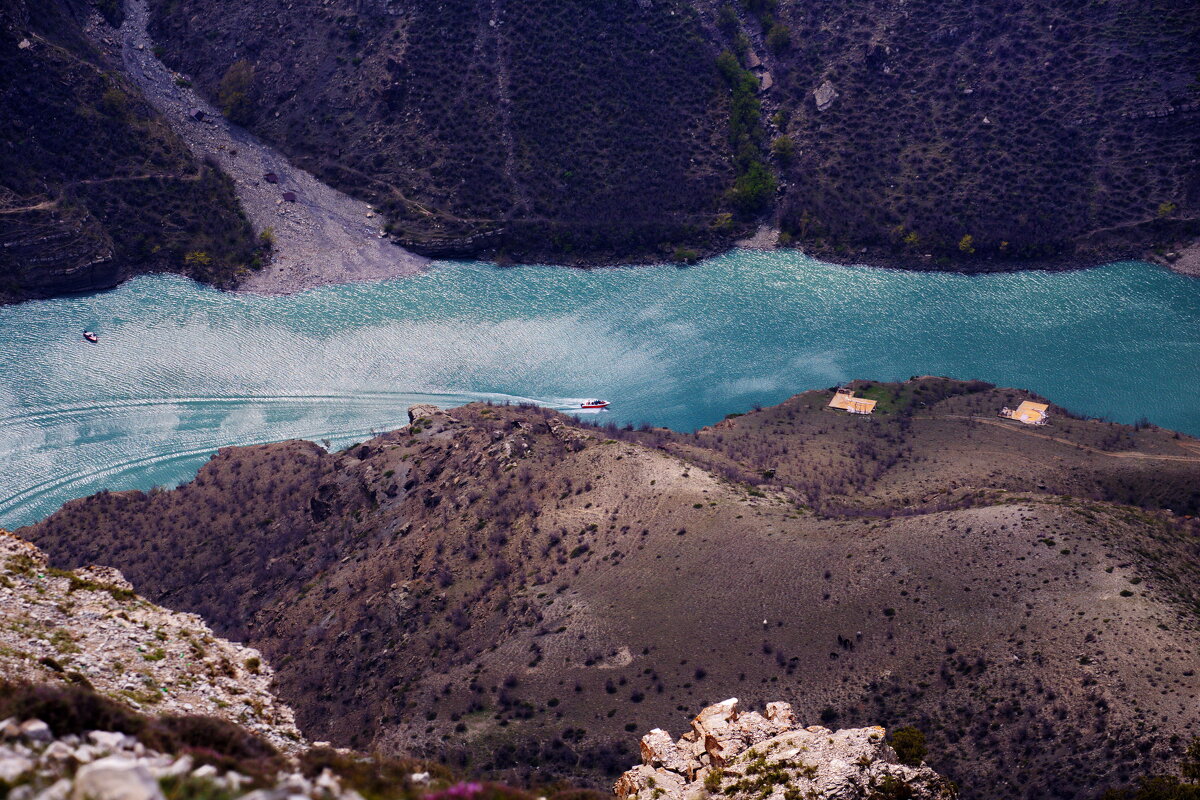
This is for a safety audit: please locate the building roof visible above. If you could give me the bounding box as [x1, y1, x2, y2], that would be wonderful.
[1010, 400, 1049, 424]
[828, 392, 877, 414]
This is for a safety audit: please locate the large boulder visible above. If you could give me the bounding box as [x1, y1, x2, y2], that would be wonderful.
[71, 756, 165, 800]
[615, 700, 957, 800]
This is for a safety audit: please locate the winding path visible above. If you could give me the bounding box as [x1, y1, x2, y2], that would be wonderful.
[922, 415, 1200, 462]
[89, 0, 428, 294]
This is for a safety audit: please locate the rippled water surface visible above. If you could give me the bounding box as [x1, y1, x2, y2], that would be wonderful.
[2, 253, 1198, 527]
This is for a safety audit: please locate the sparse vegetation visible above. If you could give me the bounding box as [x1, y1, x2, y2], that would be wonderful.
[217, 61, 256, 127]
[19, 383, 1200, 797]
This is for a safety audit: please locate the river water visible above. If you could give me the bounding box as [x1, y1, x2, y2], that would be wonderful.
[2, 252, 1198, 528]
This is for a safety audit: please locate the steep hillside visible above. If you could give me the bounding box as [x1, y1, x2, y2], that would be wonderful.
[20, 379, 1200, 799]
[0, 530, 302, 751]
[0, 0, 262, 304]
[141, 0, 1200, 267]
[145, 0, 737, 263]
[746, 0, 1200, 267]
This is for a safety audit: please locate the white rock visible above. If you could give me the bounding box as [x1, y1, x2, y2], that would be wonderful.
[160, 754, 193, 778]
[192, 764, 219, 779]
[71, 756, 165, 800]
[19, 720, 52, 744]
[220, 772, 250, 791]
[0, 754, 34, 783]
[87, 731, 127, 751]
[43, 741, 75, 761]
[33, 777, 72, 800]
[315, 768, 341, 792]
[814, 80, 839, 111]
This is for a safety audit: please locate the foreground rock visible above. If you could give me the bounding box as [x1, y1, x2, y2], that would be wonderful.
[616, 699, 956, 800]
[0, 532, 302, 752]
[0, 716, 367, 800]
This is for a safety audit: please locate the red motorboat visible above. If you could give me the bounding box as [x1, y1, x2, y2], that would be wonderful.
[82, 330, 99, 344]
[580, 399, 610, 409]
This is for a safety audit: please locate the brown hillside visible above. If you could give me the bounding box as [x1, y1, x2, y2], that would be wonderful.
[20, 379, 1200, 799]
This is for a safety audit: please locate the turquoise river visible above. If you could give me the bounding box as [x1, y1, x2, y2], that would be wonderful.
[2, 252, 1198, 528]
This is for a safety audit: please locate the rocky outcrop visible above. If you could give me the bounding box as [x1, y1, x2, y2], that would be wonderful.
[0, 532, 302, 753]
[0, 716, 369, 800]
[615, 699, 956, 800]
[813, 80, 838, 112]
[407, 404, 443, 424]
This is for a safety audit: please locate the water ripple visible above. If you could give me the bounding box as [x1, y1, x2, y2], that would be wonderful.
[1, 256, 1197, 528]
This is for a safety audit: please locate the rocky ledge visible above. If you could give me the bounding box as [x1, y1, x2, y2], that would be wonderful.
[0, 716, 362, 800]
[615, 699, 956, 800]
[0, 531, 302, 752]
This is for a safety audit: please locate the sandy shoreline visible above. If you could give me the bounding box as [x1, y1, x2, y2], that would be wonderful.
[1165, 241, 1200, 277]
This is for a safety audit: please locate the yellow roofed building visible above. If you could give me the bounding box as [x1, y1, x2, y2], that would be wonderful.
[828, 390, 877, 415]
[1000, 400, 1049, 425]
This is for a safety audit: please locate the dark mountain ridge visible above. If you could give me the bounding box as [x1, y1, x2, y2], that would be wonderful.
[143, 0, 1200, 268]
[4, 0, 1198, 299]
[19, 378, 1200, 799]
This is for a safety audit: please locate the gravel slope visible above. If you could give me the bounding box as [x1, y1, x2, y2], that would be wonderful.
[85, 0, 427, 295]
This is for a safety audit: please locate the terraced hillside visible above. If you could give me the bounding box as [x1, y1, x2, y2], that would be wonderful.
[21, 379, 1200, 799]
[143, 0, 1200, 267]
[0, 0, 261, 303]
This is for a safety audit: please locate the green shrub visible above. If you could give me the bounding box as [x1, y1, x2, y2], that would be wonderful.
[217, 61, 255, 126]
[771, 135, 795, 165]
[766, 23, 791, 52]
[889, 726, 927, 767]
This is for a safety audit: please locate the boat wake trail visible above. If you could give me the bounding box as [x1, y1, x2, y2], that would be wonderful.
[0, 389, 569, 529]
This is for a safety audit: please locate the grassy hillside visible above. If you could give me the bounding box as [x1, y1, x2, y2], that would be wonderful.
[0, 0, 261, 303]
[141, 0, 1200, 267]
[20, 379, 1200, 799]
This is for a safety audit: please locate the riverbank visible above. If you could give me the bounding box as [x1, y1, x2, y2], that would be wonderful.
[1160, 241, 1200, 277]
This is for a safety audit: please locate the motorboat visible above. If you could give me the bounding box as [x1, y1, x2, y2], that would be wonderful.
[580, 399, 610, 409]
[82, 330, 99, 344]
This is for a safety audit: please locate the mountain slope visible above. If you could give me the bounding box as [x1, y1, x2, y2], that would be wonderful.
[140, 0, 1200, 267]
[19, 379, 1200, 799]
[145, 0, 736, 263]
[0, 0, 260, 303]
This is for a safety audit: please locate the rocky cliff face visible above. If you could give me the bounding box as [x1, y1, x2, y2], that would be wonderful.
[617, 699, 955, 800]
[0, 531, 302, 753]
